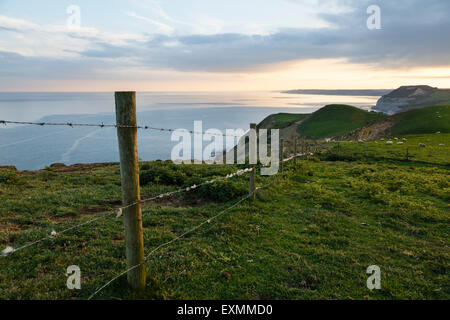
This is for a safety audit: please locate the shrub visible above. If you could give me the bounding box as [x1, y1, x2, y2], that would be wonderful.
[140, 166, 187, 186]
[0, 170, 19, 184]
[196, 180, 247, 202]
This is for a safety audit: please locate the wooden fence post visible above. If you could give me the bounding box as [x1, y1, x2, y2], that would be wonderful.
[115, 91, 146, 291]
[249, 123, 257, 200]
[406, 147, 409, 161]
[280, 138, 284, 173]
[294, 137, 297, 165]
[302, 139, 305, 161]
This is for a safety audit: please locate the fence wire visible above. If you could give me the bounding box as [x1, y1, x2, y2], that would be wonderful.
[88, 181, 275, 300]
[0, 118, 312, 299]
[1, 167, 254, 257]
[0, 120, 246, 138]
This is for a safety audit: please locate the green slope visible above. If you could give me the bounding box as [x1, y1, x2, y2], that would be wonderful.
[297, 105, 387, 138]
[257, 104, 449, 140]
[257, 113, 309, 129]
[390, 105, 450, 135]
[1, 157, 448, 299]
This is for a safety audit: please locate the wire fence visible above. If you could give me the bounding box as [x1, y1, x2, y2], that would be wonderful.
[0, 115, 308, 299]
[88, 185, 266, 300]
[1, 167, 254, 257]
[322, 140, 449, 166]
[0, 120, 246, 137]
[9, 113, 445, 299]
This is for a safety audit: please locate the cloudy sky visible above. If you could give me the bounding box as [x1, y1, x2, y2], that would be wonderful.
[1, 0, 449, 91]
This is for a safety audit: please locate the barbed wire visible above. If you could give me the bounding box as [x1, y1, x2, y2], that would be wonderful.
[1, 151, 309, 257]
[120, 167, 254, 212]
[1, 134, 307, 296]
[88, 181, 275, 300]
[0, 120, 246, 138]
[1, 167, 254, 257]
[1, 211, 116, 257]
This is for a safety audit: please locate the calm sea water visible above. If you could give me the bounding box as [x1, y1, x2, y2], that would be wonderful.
[0, 92, 379, 170]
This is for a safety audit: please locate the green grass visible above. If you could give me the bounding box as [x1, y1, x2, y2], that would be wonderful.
[325, 134, 450, 165]
[258, 113, 309, 129]
[390, 105, 450, 136]
[296, 105, 387, 139]
[0, 141, 448, 300]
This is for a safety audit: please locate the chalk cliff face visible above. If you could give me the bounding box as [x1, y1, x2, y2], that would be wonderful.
[374, 85, 450, 114]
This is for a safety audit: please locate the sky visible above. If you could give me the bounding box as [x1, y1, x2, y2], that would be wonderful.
[0, 0, 450, 92]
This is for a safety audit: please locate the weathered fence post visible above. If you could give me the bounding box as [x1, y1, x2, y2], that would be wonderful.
[302, 139, 306, 161]
[294, 137, 297, 165]
[249, 123, 257, 200]
[115, 91, 146, 291]
[406, 147, 409, 161]
[280, 138, 284, 173]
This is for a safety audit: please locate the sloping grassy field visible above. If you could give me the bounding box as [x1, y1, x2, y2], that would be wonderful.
[389, 105, 449, 136]
[0, 134, 448, 300]
[327, 133, 450, 165]
[258, 113, 309, 130]
[296, 105, 387, 138]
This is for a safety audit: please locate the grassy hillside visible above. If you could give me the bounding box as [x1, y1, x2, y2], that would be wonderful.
[389, 105, 450, 135]
[0, 140, 448, 299]
[327, 134, 450, 166]
[257, 113, 309, 129]
[258, 104, 449, 141]
[296, 105, 386, 139]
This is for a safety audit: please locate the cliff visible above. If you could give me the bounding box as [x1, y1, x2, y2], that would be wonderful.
[374, 85, 450, 114]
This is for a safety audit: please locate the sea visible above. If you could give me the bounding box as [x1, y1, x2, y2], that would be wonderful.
[0, 91, 380, 170]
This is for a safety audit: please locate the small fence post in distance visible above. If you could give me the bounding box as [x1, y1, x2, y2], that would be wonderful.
[294, 137, 297, 166]
[115, 91, 146, 291]
[302, 139, 305, 160]
[280, 138, 284, 173]
[249, 123, 257, 200]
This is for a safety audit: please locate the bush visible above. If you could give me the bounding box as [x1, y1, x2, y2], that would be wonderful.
[0, 170, 19, 185]
[196, 180, 247, 202]
[139, 161, 240, 187]
[140, 166, 187, 186]
[38, 170, 57, 181]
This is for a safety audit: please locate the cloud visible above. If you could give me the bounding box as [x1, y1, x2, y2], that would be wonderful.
[1, 0, 449, 82]
[0, 15, 40, 32]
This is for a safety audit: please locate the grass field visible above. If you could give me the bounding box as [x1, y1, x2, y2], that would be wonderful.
[0, 133, 448, 300]
[326, 134, 450, 165]
[389, 105, 449, 136]
[258, 113, 309, 130]
[296, 105, 387, 139]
